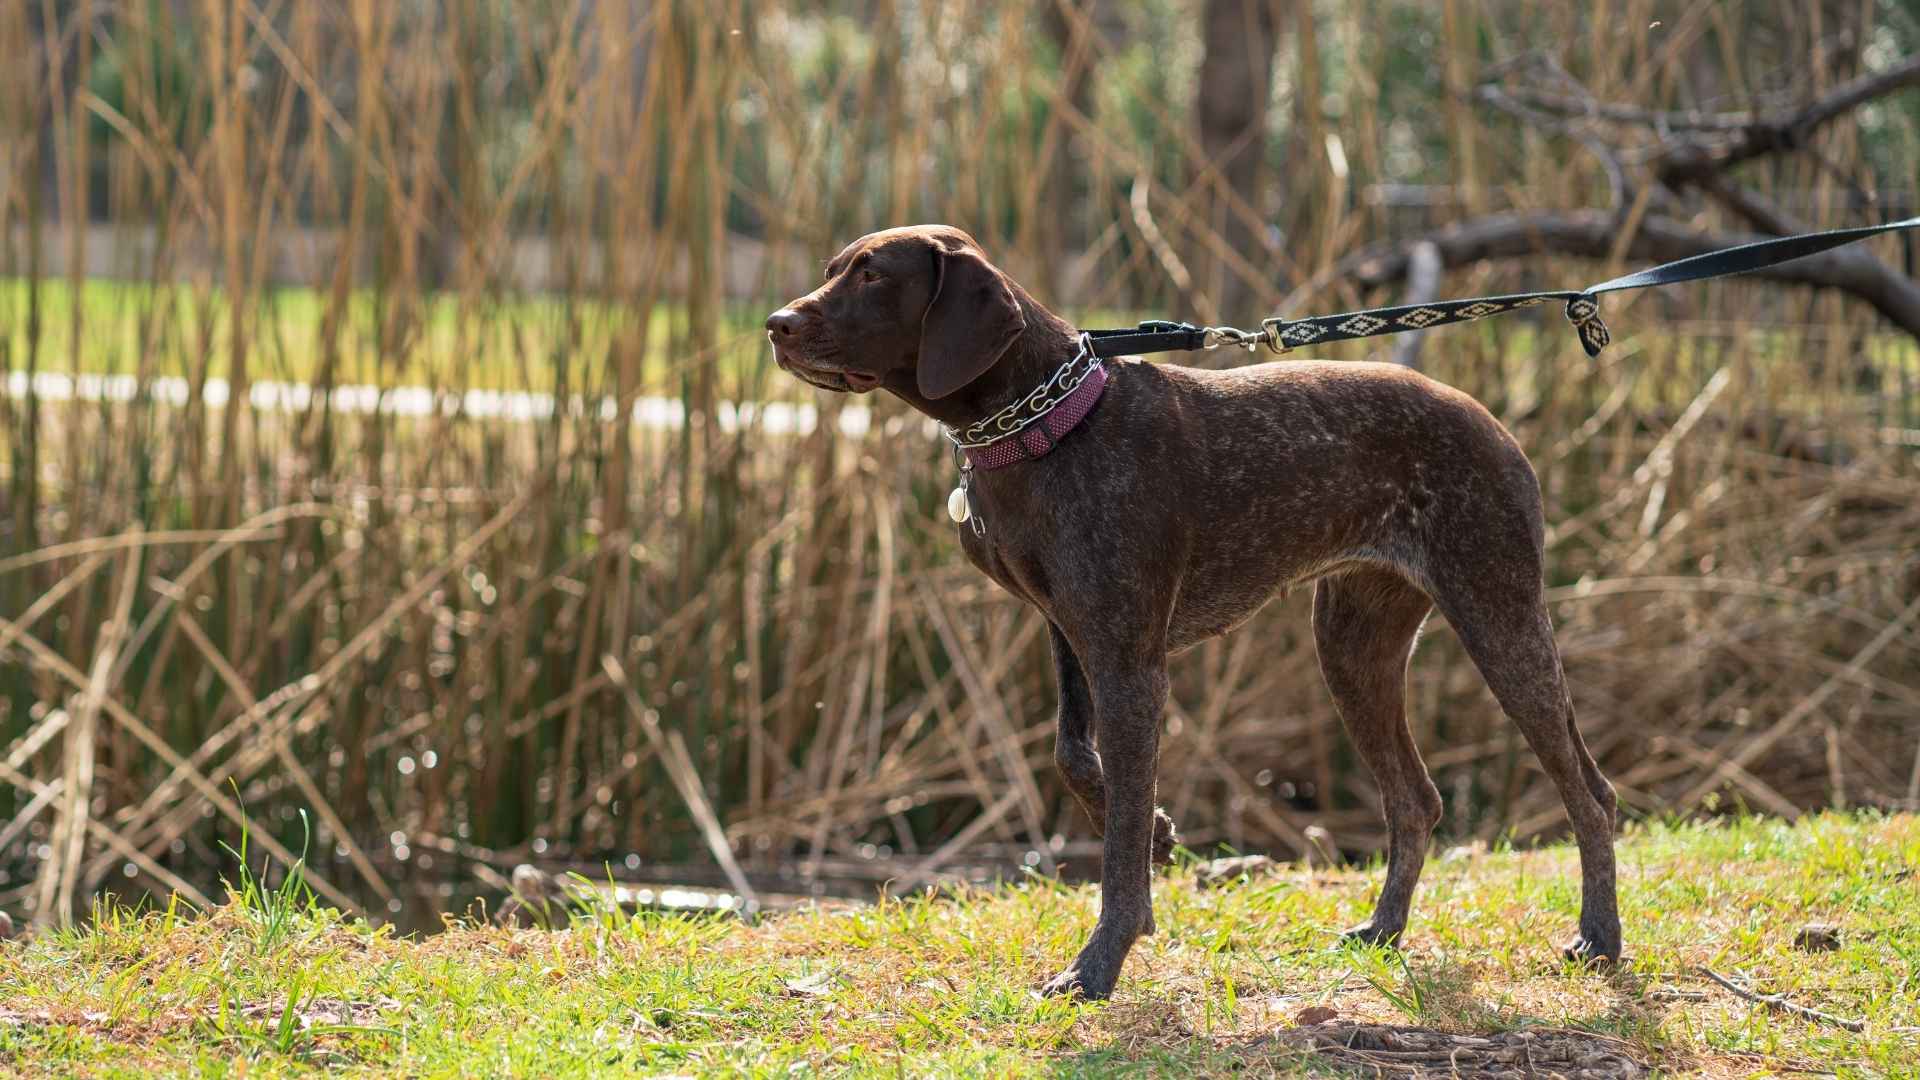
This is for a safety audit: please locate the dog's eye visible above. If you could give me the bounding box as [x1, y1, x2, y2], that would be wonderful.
[859, 269, 883, 284]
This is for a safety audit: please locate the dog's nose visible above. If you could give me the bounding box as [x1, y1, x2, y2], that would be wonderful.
[765, 308, 807, 337]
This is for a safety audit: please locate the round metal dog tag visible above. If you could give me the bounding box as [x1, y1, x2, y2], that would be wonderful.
[946, 486, 970, 524]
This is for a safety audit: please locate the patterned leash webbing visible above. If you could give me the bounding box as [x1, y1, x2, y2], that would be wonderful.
[1083, 215, 1920, 362]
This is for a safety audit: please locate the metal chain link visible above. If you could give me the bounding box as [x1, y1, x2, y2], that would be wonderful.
[943, 334, 1105, 450]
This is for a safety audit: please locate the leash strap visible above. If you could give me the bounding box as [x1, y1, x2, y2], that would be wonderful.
[1085, 216, 1920, 361]
[1083, 321, 1212, 356]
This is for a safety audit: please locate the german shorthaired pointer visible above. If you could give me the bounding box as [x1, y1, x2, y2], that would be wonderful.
[766, 225, 1620, 1000]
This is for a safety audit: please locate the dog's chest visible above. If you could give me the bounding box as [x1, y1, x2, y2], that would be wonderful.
[957, 526, 1044, 607]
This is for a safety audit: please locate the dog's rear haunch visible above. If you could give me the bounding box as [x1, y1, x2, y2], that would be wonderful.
[767, 225, 1620, 1000]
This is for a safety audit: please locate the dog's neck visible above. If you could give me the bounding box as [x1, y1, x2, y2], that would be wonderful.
[888, 287, 1083, 428]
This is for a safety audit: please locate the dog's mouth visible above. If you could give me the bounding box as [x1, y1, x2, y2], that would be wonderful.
[769, 337, 880, 394]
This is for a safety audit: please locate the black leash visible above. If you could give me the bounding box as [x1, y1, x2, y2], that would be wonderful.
[1085, 216, 1920, 361]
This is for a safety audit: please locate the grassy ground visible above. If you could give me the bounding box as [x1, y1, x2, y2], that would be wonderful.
[1, 813, 1915, 1077]
[0, 277, 755, 394]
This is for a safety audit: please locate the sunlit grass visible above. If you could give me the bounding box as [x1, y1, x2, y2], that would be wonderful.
[0, 277, 1179, 399]
[2, 812, 1914, 1076]
[0, 277, 777, 394]
[9, 277, 1914, 423]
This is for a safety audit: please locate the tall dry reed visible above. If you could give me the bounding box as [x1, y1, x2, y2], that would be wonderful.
[1, 1, 1917, 925]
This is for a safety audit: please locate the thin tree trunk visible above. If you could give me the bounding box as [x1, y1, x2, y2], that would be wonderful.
[1191, 0, 1283, 321]
[1031, 1, 1103, 298]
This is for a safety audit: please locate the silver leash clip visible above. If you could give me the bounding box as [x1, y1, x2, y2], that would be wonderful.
[1258, 317, 1293, 354]
[1194, 318, 1295, 356]
[1201, 324, 1266, 352]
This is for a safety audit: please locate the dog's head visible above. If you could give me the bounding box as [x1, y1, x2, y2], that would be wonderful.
[765, 225, 1026, 401]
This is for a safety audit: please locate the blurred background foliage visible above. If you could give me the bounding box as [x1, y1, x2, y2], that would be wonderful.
[2, 0, 1918, 928]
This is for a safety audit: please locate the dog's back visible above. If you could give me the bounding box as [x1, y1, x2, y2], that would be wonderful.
[1078, 358, 1544, 644]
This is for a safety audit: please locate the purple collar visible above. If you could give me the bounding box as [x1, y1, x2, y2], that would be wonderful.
[942, 343, 1110, 471]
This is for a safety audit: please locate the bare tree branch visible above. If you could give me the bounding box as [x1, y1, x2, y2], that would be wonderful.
[1477, 54, 1920, 184]
[1655, 54, 1920, 181]
[1297, 210, 1920, 343]
[1695, 174, 1807, 237]
[1460, 52, 1920, 350]
[1474, 84, 1634, 210]
[1485, 87, 1765, 133]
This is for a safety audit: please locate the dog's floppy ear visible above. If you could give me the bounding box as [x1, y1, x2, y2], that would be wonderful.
[918, 246, 1025, 400]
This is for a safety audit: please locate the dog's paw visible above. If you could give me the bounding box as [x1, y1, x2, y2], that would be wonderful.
[1339, 920, 1405, 949]
[1039, 962, 1117, 1001]
[1150, 809, 1179, 866]
[1038, 966, 1089, 999]
[1562, 932, 1622, 968]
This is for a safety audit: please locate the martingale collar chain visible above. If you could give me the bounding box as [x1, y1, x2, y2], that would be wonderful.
[940, 334, 1110, 536]
[939, 214, 1920, 536]
[944, 335, 1106, 453]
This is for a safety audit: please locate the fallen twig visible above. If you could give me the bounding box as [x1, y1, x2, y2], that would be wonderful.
[1700, 967, 1866, 1033]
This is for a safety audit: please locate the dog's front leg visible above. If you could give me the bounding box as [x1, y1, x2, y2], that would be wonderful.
[1041, 653, 1168, 1001]
[1048, 624, 1106, 826]
[1049, 624, 1178, 864]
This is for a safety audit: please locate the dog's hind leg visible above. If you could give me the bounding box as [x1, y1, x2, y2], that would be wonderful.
[1312, 567, 1440, 947]
[1431, 567, 1621, 963]
[1049, 624, 1178, 864]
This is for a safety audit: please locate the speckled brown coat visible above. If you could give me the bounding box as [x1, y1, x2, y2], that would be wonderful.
[768, 225, 1621, 1001]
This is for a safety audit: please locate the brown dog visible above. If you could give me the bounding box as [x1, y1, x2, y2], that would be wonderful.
[767, 225, 1619, 1000]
